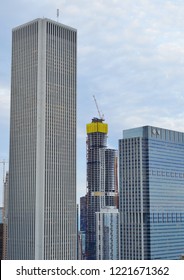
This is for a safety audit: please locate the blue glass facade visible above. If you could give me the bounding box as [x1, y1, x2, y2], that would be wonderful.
[119, 126, 184, 260]
[96, 207, 120, 260]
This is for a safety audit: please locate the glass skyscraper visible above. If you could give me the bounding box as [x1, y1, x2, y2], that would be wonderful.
[119, 126, 184, 260]
[7, 18, 77, 259]
[96, 207, 120, 260]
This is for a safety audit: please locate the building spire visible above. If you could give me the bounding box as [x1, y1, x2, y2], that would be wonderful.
[57, 9, 59, 22]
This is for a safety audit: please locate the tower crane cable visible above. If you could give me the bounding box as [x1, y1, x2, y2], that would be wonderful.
[92, 95, 105, 121]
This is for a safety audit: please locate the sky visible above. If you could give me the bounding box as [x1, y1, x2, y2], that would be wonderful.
[1, 0, 184, 205]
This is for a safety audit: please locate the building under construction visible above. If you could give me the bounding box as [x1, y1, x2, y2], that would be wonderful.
[85, 117, 118, 260]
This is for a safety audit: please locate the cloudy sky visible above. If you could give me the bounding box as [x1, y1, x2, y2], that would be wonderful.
[1, 0, 184, 205]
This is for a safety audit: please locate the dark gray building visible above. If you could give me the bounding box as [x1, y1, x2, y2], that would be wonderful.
[85, 118, 118, 259]
[80, 195, 87, 233]
[0, 207, 3, 260]
[85, 118, 108, 259]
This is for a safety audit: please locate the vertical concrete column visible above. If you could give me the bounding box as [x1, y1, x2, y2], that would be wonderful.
[35, 19, 46, 260]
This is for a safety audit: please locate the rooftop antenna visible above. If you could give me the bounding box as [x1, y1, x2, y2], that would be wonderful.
[93, 95, 105, 121]
[57, 9, 59, 22]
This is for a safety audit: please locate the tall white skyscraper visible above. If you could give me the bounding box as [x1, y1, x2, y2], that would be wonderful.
[7, 18, 77, 259]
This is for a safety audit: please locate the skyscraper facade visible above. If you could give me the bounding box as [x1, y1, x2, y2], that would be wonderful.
[85, 118, 119, 259]
[3, 172, 9, 260]
[80, 195, 87, 233]
[96, 207, 120, 260]
[0, 207, 3, 260]
[99, 148, 118, 208]
[86, 118, 108, 259]
[119, 126, 184, 260]
[79, 195, 87, 259]
[8, 18, 77, 259]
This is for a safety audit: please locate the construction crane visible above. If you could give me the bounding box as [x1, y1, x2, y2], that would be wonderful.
[93, 95, 105, 121]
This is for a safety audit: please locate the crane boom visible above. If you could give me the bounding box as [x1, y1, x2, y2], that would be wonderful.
[93, 95, 104, 121]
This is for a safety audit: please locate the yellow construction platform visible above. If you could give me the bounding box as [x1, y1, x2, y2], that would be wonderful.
[86, 122, 108, 134]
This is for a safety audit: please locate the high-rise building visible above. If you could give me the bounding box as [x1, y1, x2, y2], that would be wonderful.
[3, 172, 8, 260]
[80, 195, 87, 233]
[85, 118, 118, 259]
[0, 207, 3, 260]
[99, 148, 118, 208]
[7, 18, 77, 259]
[79, 195, 87, 259]
[96, 207, 120, 260]
[86, 118, 108, 259]
[119, 126, 184, 260]
[77, 231, 86, 260]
